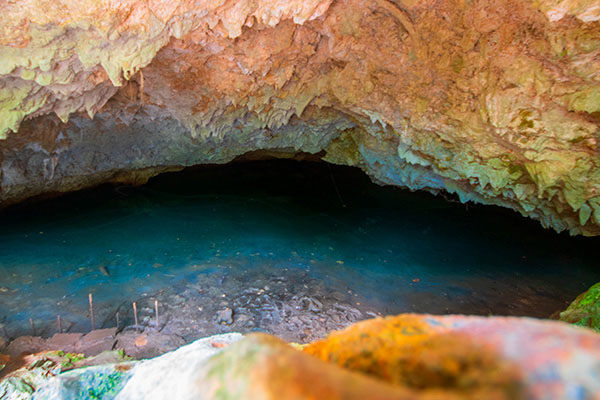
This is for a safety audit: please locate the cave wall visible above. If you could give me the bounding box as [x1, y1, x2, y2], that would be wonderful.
[0, 0, 599, 235]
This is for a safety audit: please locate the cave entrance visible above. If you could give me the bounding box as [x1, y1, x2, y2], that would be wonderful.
[0, 158, 599, 343]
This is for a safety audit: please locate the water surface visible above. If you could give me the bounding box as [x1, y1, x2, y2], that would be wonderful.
[0, 160, 598, 341]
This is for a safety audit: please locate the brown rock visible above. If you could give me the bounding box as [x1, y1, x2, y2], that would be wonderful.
[115, 331, 186, 359]
[6, 336, 46, 357]
[44, 333, 83, 353]
[75, 328, 117, 357]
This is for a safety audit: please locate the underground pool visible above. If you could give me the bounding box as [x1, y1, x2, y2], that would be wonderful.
[0, 159, 599, 343]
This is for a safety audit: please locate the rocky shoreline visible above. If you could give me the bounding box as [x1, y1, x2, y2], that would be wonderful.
[3, 315, 600, 400]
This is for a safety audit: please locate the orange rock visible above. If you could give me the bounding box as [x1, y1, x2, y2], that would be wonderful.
[304, 315, 525, 400]
[134, 336, 148, 347]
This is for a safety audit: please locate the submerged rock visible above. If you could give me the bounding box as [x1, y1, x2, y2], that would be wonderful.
[559, 282, 600, 332]
[215, 308, 234, 326]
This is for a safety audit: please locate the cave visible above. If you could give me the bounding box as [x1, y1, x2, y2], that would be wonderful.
[1, 157, 596, 342]
[1, 0, 600, 398]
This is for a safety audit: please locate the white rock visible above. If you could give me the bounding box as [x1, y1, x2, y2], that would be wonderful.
[115, 333, 243, 400]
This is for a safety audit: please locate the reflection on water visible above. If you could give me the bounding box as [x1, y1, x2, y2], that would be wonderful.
[0, 160, 598, 341]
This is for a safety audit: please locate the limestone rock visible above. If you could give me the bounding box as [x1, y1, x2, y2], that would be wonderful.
[305, 314, 600, 399]
[5, 317, 600, 399]
[0, 0, 599, 236]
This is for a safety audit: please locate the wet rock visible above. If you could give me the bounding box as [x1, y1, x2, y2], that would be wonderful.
[75, 328, 117, 357]
[44, 333, 83, 354]
[114, 332, 186, 360]
[559, 282, 600, 332]
[216, 308, 234, 325]
[300, 297, 323, 313]
[7, 336, 46, 357]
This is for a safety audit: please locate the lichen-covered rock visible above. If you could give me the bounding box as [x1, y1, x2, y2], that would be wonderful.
[304, 317, 525, 399]
[12, 316, 600, 400]
[560, 282, 600, 331]
[0, 0, 599, 235]
[305, 314, 600, 399]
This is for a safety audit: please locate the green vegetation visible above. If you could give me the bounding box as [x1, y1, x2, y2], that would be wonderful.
[560, 282, 600, 332]
[60, 352, 87, 368]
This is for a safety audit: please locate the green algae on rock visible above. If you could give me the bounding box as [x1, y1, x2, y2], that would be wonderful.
[559, 282, 600, 332]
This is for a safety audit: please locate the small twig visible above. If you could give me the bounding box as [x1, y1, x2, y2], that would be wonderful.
[133, 302, 139, 334]
[100, 300, 127, 329]
[29, 318, 35, 336]
[89, 293, 95, 331]
[327, 163, 346, 208]
[2, 325, 9, 339]
[116, 312, 120, 330]
[57, 315, 62, 333]
[154, 300, 159, 328]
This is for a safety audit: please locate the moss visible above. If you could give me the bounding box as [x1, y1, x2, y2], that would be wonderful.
[507, 162, 523, 176]
[559, 282, 600, 332]
[519, 116, 534, 129]
[518, 110, 534, 129]
[569, 136, 586, 144]
[566, 87, 600, 114]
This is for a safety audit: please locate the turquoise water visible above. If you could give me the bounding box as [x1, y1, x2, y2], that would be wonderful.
[0, 160, 598, 341]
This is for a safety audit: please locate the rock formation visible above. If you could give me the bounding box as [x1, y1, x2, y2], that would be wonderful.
[559, 282, 600, 331]
[4, 316, 600, 399]
[0, 0, 599, 235]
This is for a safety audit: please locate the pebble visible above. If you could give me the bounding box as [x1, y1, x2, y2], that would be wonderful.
[216, 308, 234, 325]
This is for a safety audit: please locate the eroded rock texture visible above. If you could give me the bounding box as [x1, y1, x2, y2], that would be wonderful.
[0, 0, 599, 234]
